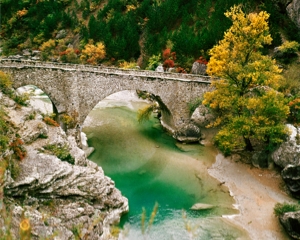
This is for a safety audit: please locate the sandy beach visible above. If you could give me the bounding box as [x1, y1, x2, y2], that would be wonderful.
[208, 153, 295, 239]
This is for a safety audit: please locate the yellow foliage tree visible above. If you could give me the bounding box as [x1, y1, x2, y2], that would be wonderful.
[80, 41, 106, 65]
[203, 5, 289, 155]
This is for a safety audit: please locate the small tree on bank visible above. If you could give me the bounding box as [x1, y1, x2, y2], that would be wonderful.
[203, 5, 289, 155]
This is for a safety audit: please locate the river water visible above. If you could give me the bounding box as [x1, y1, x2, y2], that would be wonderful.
[82, 91, 250, 240]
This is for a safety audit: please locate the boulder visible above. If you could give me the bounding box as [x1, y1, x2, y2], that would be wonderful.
[271, 124, 300, 169]
[191, 105, 215, 128]
[4, 146, 128, 239]
[55, 29, 67, 39]
[279, 210, 300, 239]
[281, 165, 300, 197]
[191, 62, 207, 75]
[155, 64, 164, 72]
[252, 150, 270, 168]
[175, 123, 201, 143]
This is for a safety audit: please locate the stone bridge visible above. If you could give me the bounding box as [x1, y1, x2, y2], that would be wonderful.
[0, 59, 211, 143]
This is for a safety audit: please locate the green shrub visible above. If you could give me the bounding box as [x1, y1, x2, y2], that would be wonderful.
[7, 158, 21, 180]
[41, 144, 75, 164]
[13, 92, 30, 106]
[188, 98, 203, 115]
[274, 202, 300, 217]
[0, 71, 12, 94]
[145, 55, 161, 70]
[0, 108, 10, 153]
[275, 41, 300, 63]
[279, 63, 300, 96]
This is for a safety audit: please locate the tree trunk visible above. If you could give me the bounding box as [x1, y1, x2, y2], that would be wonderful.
[243, 136, 254, 151]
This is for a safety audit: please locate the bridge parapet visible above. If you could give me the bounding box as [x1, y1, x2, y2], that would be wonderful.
[0, 59, 211, 83]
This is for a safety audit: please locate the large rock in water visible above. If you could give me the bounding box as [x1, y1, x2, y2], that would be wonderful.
[280, 210, 300, 239]
[175, 123, 201, 143]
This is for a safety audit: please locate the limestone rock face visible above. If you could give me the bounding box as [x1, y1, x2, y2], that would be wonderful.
[1, 93, 128, 239]
[19, 120, 48, 143]
[287, 0, 300, 29]
[5, 150, 128, 239]
[280, 210, 300, 239]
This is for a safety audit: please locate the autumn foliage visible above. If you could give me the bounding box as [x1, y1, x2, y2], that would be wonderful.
[203, 5, 289, 155]
[43, 117, 60, 127]
[162, 48, 176, 71]
[80, 41, 106, 65]
[10, 138, 27, 160]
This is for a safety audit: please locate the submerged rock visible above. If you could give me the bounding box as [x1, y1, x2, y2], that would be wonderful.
[190, 203, 215, 210]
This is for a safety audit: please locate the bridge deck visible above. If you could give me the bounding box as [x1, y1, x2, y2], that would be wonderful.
[0, 59, 211, 83]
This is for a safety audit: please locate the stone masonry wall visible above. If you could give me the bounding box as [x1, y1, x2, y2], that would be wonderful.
[0, 59, 211, 141]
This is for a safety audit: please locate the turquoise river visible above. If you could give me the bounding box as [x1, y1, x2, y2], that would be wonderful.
[82, 91, 249, 240]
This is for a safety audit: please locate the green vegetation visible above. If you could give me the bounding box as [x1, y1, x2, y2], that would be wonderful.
[188, 98, 203, 115]
[274, 202, 300, 217]
[203, 5, 290, 155]
[40, 144, 75, 164]
[275, 41, 300, 64]
[1, 0, 299, 70]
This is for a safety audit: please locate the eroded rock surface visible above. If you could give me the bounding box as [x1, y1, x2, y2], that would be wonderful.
[272, 124, 300, 198]
[280, 210, 300, 239]
[1, 93, 128, 239]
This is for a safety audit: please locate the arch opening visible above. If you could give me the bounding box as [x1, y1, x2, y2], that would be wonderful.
[15, 85, 55, 116]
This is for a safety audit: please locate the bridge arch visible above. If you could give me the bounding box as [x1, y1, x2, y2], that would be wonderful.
[0, 60, 211, 143]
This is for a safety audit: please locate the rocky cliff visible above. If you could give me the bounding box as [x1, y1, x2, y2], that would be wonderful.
[0, 92, 128, 239]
